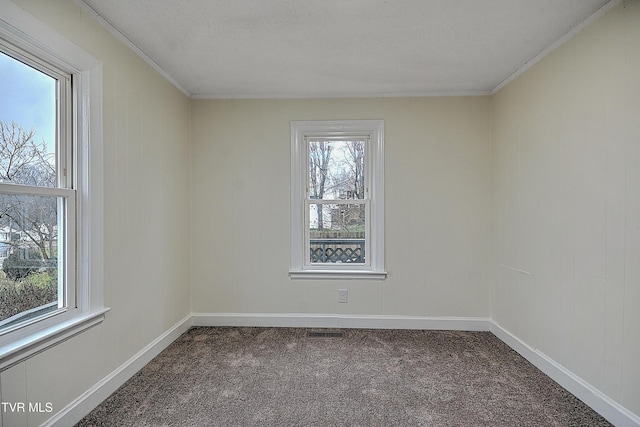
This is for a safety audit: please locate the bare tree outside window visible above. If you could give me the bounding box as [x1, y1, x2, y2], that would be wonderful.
[308, 140, 332, 230]
[334, 140, 365, 200]
[1, 41, 64, 327]
[291, 120, 384, 278]
[0, 120, 55, 187]
[0, 15, 106, 360]
[0, 119, 59, 323]
[308, 139, 367, 264]
[0, 120, 57, 262]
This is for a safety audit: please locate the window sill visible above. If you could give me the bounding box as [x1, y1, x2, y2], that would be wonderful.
[0, 307, 110, 371]
[289, 270, 387, 280]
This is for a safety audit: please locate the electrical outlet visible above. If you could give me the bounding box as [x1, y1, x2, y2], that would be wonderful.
[338, 289, 348, 303]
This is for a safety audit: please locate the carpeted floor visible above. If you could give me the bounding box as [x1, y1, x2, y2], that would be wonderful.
[76, 327, 612, 426]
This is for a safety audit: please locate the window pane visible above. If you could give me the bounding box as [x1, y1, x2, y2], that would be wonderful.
[309, 203, 366, 264]
[0, 51, 57, 187]
[308, 139, 365, 201]
[0, 193, 61, 329]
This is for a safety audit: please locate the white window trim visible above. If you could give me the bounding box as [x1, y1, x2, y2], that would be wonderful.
[0, 0, 108, 370]
[290, 120, 386, 280]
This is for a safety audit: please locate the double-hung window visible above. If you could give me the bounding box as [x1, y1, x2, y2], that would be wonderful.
[0, 39, 74, 331]
[0, 3, 106, 369]
[290, 120, 385, 279]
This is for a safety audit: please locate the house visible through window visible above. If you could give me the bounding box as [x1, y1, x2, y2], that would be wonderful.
[0, 42, 74, 332]
[308, 138, 367, 264]
[290, 120, 386, 279]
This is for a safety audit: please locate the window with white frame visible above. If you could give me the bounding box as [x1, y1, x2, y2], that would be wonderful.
[0, 40, 74, 329]
[290, 120, 385, 279]
[0, 3, 106, 369]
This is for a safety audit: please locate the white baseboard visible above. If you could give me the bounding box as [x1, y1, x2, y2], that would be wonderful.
[41, 313, 639, 427]
[192, 312, 492, 331]
[491, 322, 640, 427]
[43, 314, 193, 427]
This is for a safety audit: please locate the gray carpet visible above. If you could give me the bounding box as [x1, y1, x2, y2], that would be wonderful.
[76, 327, 612, 426]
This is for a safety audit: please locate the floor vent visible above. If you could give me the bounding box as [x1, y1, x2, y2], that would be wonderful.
[306, 329, 345, 338]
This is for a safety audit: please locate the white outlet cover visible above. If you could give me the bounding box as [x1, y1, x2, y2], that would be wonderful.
[338, 289, 348, 303]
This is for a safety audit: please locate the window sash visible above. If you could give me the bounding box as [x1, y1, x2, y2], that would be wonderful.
[304, 199, 370, 267]
[304, 135, 371, 268]
[305, 137, 369, 201]
[0, 39, 72, 190]
[0, 184, 76, 341]
[0, 38, 76, 342]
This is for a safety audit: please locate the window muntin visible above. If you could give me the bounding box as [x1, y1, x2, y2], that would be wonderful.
[290, 120, 385, 279]
[0, 41, 75, 336]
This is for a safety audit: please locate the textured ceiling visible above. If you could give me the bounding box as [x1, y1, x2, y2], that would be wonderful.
[81, 0, 613, 98]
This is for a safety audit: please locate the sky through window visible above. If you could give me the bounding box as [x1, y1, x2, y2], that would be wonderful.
[0, 51, 55, 156]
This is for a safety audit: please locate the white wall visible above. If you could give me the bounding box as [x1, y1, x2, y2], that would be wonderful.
[0, 1, 192, 426]
[191, 97, 491, 318]
[491, 0, 640, 417]
[4, 0, 638, 425]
